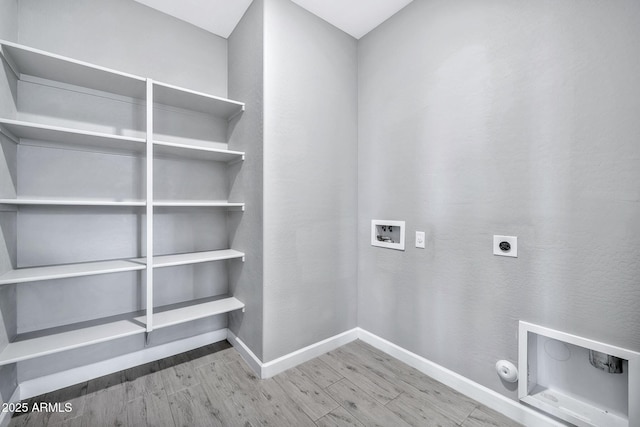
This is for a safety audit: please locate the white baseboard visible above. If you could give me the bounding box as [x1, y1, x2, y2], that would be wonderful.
[0, 386, 20, 427]
[261, 329, 359, 378]
[356, 328, 563, 427]
[228, 328, 359, 379]
[18, 328, 228, 400]
[226, 330, 264, 376]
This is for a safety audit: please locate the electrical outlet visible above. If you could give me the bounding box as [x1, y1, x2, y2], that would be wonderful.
[493, 235, 517, 257]
[416, 231, 425, 249]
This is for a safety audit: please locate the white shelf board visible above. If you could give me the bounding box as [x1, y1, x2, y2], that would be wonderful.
[0, 118, 146, 153]
[153, 81, 244, 119]
[0, 40, 146, 99]
[0, 259, 146, 285]
[0, 319, 145, 365]
[134, 297, 244, 330]
[149, 250, 245, 268]
[153, 200, 245, 209]
[153, 140, 244, 163]
[0, 250, 243, 285]
[0, 197, 145, 207]
[522, 386, 628, 427]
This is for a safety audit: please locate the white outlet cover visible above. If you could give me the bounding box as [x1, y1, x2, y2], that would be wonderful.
[416, 231, 425, 249]
[494, 235, 517, 257]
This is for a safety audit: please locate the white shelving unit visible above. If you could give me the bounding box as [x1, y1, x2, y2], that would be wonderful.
[0, 40, 246, 367]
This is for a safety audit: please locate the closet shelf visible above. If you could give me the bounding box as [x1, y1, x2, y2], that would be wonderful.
[0, 118, 146, 153]
[0, 259, 146, 285]
[0, 317, 146, 365]
[0, 40, 146, 98]
[153, 140, 244, 163]
[135, 296, 245, 330]
[0, 197, 145, 207]
[0, 296, 245, 366]
[153, 81, 244, 119]
[142, 250, 245, 268]
[153, 200, 245, 209]
[0, 198, 246, 208]
[0, 249, 244, 285]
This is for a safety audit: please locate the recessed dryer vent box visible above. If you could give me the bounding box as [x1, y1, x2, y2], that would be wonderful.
[371, 220, 405, 251]
[519, 321, 640, 427]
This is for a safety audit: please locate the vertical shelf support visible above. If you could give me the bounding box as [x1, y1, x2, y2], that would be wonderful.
[145, 78, 154, 339]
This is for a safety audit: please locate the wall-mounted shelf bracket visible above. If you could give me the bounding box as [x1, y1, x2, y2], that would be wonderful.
[0, 43, 20, 78]
[0, 123, 19, 144]
[228, 155, 245, 166]
[227, 105, 245, 122]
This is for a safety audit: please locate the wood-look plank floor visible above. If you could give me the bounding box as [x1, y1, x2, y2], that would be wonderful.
[9, 340, 522, 427]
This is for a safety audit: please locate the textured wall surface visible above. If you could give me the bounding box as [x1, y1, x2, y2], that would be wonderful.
[358, 0, 640, 399]
[17, 0, 227, 96]
[0, 0, 17, 121]
[262, 0, 358, 362]
[227, 0, 265, 360]
[0, 0, 16, 41]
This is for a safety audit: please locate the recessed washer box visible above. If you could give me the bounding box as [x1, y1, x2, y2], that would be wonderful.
[371, 220, 405, 251]
[519, 321, 640, 427]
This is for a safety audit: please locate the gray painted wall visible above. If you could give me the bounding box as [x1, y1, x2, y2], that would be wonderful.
[17, 0, 228, 97]
[357, 0, 640, 400]
[227, 0, 265, 360]
[0, 0, 17, 119]
[262, 0, 358, 362]
[0, 0, 16, 42]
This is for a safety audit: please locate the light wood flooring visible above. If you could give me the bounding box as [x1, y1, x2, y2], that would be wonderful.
[9, 340, 522, 427]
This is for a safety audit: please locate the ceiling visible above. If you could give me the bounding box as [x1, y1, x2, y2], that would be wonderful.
[133, 0, 414, 39]
[133, 0, 253, 39]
